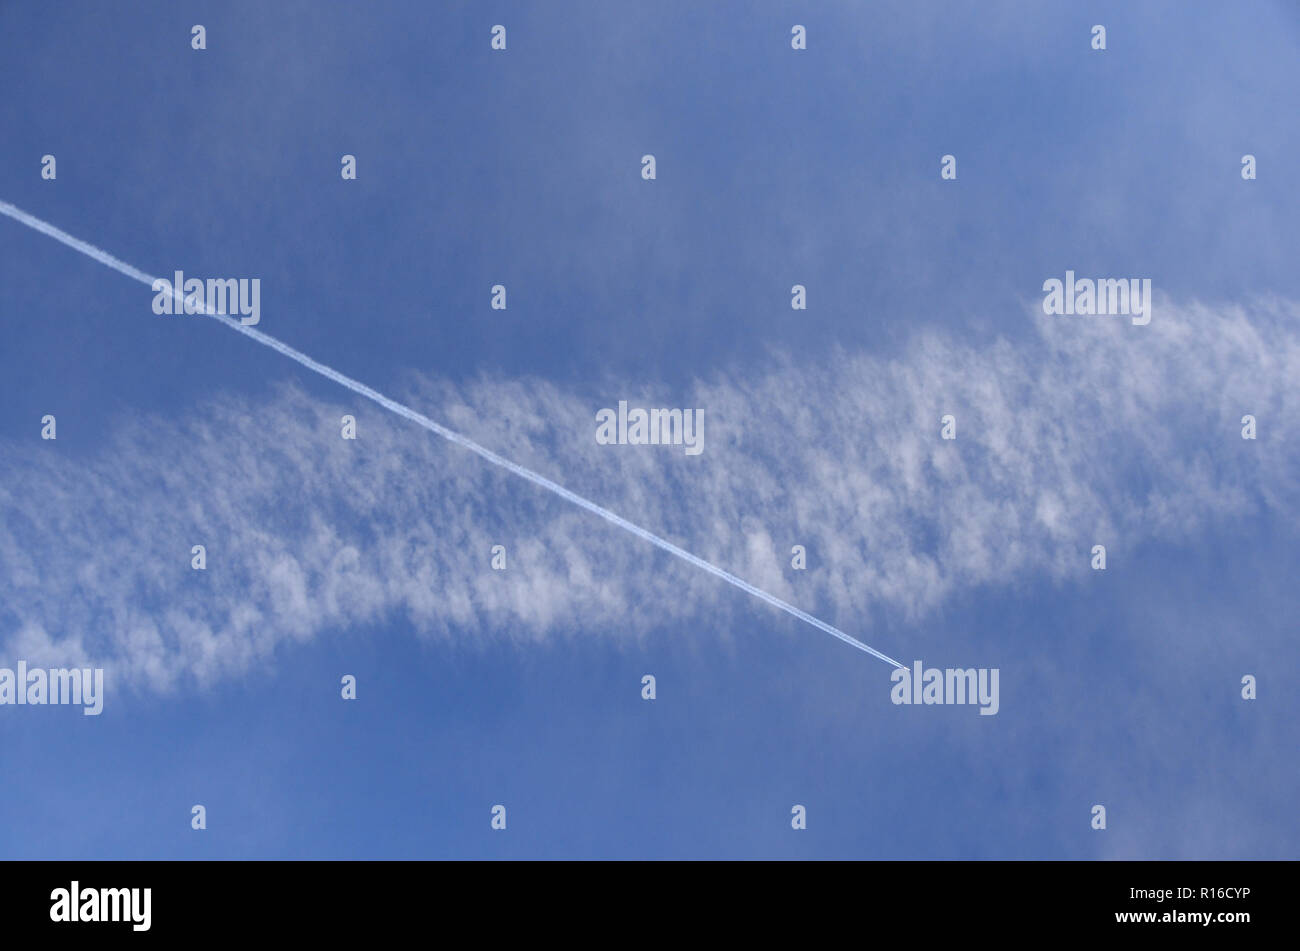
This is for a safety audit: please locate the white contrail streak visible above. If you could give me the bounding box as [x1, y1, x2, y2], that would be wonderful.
[0, 200, 904, 668]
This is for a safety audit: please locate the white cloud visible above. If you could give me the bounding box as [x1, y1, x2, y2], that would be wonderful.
[1, 296, 1295, 694]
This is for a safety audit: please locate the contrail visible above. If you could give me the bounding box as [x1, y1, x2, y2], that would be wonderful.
[0, 199, 904, 668]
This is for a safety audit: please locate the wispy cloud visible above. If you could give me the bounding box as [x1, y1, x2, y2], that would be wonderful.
[2, 295, 1296, 694]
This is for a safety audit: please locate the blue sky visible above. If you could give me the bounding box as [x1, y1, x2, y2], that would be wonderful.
[1, 0, 1297, 858]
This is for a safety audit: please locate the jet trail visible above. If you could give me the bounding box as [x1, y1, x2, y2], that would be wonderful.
[0, 200, 904, 668]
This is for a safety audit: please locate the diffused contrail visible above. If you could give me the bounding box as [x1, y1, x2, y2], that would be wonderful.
[0, 200, 904, 668]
